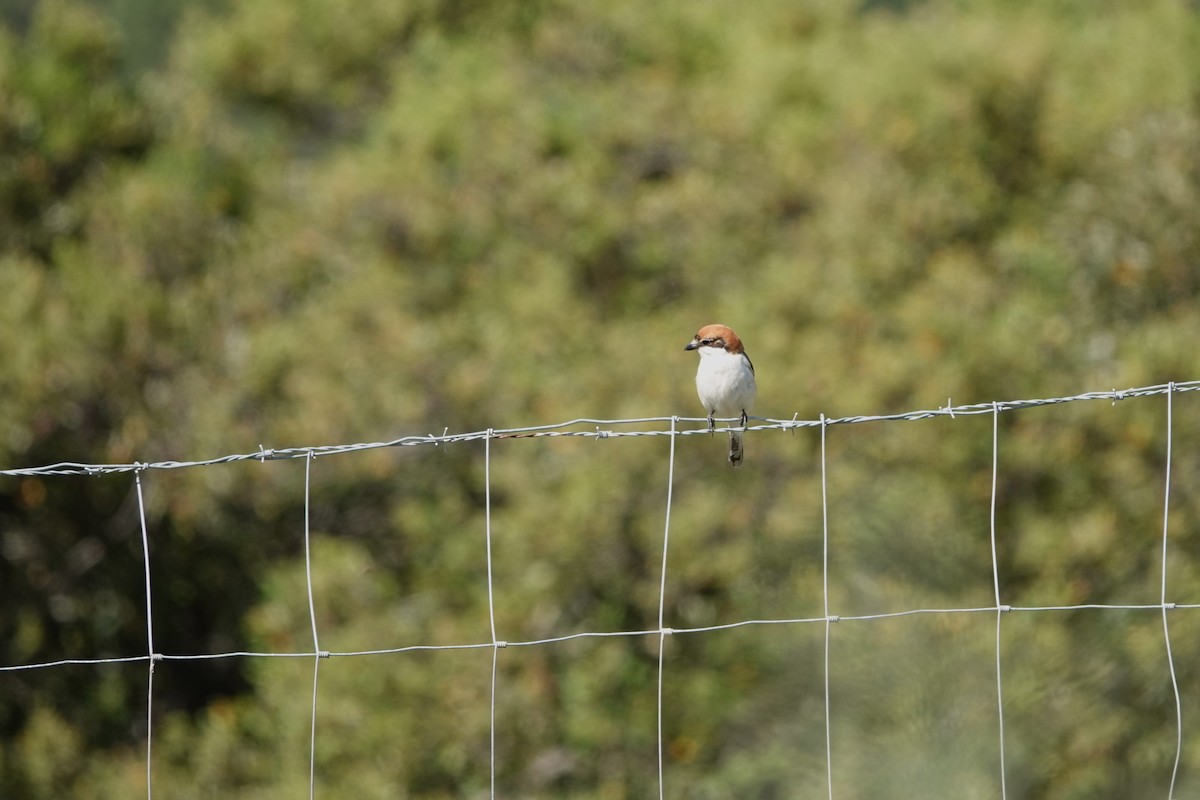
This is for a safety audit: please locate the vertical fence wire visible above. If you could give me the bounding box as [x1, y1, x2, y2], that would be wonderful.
[989, 404, 1008, 800]
[1160, 384, 1182, 799]
[485, 430, 500, 800]
[303, 451, 321, 800]
[656, 417, 679, 800]
[134, 471, 155, 800]
[820, 414, 834, 800]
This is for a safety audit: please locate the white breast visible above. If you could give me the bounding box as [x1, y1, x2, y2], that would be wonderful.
[695, 348, 757, 418]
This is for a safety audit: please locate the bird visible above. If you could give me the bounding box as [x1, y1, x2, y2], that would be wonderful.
[685, 324, 757, 467]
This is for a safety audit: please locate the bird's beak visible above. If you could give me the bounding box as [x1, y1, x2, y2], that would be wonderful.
[684, 338, 700, 351]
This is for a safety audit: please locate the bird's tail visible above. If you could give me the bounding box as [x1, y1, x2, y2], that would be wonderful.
[728, 430, 744, 468]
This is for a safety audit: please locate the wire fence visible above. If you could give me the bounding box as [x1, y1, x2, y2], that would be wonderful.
[1, 380, 1196, 798]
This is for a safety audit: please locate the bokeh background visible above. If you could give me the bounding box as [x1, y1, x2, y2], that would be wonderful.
[2, 0, 1200, 796]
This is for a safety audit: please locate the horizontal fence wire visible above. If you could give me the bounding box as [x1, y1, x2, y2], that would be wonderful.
[5, 603, 1199, 673]
[0, 379, 1194, 799]
[1, 380, 1195, 478]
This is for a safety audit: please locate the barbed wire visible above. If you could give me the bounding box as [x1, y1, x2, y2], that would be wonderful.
[1, 380, 1195, 477]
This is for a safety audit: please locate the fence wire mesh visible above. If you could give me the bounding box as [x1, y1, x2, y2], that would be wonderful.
[2, 380, 1195, 798]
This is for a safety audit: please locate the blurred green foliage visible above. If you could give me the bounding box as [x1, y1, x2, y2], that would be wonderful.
[2, 0, 1200, 796]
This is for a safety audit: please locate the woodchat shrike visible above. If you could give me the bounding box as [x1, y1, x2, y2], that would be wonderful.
[685, 324, 757, 467]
